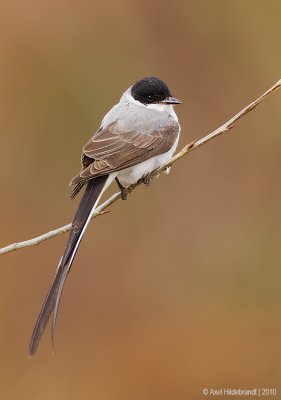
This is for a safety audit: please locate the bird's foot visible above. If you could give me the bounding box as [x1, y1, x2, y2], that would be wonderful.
[115, 177, 129, 200]
[163, 166, 170, 175]
[142, 174, 151, 186]
[120, 188, 128, 200]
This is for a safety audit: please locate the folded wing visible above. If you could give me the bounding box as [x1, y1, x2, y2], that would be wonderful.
[70, 120, 179, 196]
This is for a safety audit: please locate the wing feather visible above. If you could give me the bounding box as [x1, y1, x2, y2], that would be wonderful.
[70, 120, 179, 191]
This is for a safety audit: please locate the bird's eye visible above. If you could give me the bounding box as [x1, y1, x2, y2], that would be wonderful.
[147, 95, 154, 103]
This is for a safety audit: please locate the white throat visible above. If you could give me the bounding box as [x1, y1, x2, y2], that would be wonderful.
[146, 102, 172, 111]
[146, 102, 178, 122]
[121, 89, 178, 122]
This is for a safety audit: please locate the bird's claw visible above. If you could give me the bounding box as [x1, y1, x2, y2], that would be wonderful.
[115, 177, 129, 200]
[142, 175, 151, 186]
[120, 188, 128, 200]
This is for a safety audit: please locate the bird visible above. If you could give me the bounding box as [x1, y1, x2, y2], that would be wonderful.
[29, 76, 182, 356]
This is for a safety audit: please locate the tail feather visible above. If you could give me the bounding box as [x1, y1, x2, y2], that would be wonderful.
[29, 175, 109, 356]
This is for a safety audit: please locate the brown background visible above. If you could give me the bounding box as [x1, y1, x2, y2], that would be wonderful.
[0, 1, 281, 399]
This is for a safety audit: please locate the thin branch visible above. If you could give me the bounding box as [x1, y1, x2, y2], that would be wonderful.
[1, 79, 280, 256]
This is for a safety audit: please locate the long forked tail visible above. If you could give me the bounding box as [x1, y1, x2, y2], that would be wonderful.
[28, 175, 109, 356]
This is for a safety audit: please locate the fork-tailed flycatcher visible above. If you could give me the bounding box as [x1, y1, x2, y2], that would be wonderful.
[29, 76, 182, 356]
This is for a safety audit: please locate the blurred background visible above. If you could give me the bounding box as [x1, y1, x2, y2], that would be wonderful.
[0, 0, 280, 399]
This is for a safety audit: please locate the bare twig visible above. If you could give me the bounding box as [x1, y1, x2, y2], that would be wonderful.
[0, 79, 280, 256]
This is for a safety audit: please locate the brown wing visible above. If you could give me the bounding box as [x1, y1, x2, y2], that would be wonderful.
[70, 121, 178, 196]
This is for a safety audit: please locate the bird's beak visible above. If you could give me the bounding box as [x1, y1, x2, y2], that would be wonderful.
[161, 96, 182, 105]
